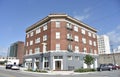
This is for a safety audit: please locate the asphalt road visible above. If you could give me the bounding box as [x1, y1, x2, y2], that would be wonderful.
[0, 67, 120, 77]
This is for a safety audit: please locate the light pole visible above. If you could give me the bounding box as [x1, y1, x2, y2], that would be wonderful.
[111, 45, 116, 65]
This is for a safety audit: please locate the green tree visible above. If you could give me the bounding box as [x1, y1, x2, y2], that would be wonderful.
[84, 55, 95, 68]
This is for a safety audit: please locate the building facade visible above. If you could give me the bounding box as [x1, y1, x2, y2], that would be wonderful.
[97, 35, 111, 54]
[0, 57, 19, 65]
[24, 14, 98, 71]
[9, 41, 24, 64]
[98, 52, 120, 66]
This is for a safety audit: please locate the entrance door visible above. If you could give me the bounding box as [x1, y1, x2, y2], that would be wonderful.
[55, 61, 61, 70]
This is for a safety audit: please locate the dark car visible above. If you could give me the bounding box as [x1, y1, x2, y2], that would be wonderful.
[97, 64, 112, 71]
[6, 64, 13, 69]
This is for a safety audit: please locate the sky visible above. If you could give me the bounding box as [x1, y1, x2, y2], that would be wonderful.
[0, 0, 120, 56]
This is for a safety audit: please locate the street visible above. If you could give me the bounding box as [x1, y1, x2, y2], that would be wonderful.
[0, 67, 120, 77]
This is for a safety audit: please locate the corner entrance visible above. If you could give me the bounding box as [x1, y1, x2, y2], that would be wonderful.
[55, 61, 61, 70]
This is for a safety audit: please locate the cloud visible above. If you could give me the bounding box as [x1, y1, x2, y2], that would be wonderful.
[0, 47, 8, 57]
[106, 25, 120, 46]
[74, 14, 90, 21]
[73, 8, 91, 21]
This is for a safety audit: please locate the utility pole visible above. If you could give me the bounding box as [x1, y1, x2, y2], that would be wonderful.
[111, 45, 116, 65]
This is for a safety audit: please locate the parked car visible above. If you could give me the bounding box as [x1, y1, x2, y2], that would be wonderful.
[6, 64, 13, 69]
[11, 65, 20, 70]
[97, 64, 112, 71]
[107, 64, 116, 70]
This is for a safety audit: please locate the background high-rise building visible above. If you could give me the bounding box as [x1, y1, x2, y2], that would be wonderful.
[97, 35, 111, 54]
[9, 41, 24, 64]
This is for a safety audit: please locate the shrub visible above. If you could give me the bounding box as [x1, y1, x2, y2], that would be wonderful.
[26, 69, 47, 73]
[74, 68, 96, 72]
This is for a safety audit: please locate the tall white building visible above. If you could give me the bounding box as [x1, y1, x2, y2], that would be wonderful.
[97, 35, 111, 54]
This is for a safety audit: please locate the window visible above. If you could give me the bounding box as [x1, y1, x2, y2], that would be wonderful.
[93, 34, 96, 38]
[56, 32, 60, 39]
[30, 40, 33, 45]
[54, 56, 63, 59]
[88, 32, 91, 37]
[75, 56, 79, 60]
[26, 50, 28, 55]
[26, 42, 28, 46]
[27, 34, 29, 38]
[56, 44, 60, 51]
[43, 24, 47, 31]
[81, 29, 85, 34]
[44, 57, 49, 68]
[74, 26, 78, 32]
[67, 23, 72, 29]
[93, 41, 96, 46]
[36, 28, 41, 34]
[75, 46, 79, 52]
[67, 56, 72, 60]
[89, 48, 93, 53]
[29, 49, 32, 55]
[68, 44, 72, 50]
[35, 48, 40, 54]
[67, 34, 73, 40]
[43, 35, 47, 41]
[82, 38, 86, 44]
[30, 32, 33, 37]
[56, 21, 60, 28]
[89, 40, 92, 45]
[94, 50, 97, 54]
[74, 36, 79, 42]
[35, 38, 40, 44]
[83, 48, 87, 53]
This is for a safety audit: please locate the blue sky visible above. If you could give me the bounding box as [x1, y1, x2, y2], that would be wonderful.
[0, 0, 120, 56]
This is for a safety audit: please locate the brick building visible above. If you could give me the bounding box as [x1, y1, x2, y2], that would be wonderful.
[24, 14, 98, 71]
[9, 41, 24, 64]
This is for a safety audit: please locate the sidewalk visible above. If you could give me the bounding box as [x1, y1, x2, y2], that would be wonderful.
[21, 70, 96, 75]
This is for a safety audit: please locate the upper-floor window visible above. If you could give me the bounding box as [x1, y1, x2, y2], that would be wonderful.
[56, 44, 60, 51]
[36, 28, 41, 34]
[43, 24, 47, 31]
[30, 40, 33, 45]
[74, 36, 79, 42]
[56, 32, 60, 39]
[74, 25, 78, 32]
[88, 32, 91, 37]
[26, 50, 28, 55]
[81, 29, 85, 34]
[26, 42, 29, 46]
[93, 34, 96, 38]
[67, 23, 72, 29]
[89, 40, 92, 45]
[35, 38, 40, 44]
[30, 32, 33, 37]
[27, 34, 29, 38]
[56, 21, 60, 28]
[82, 38, 86, 44]
[35, 47, 40, 54]
[75, 46, 79, 53]
[43, 35, 47, 41]
[93, 41, 96, 46]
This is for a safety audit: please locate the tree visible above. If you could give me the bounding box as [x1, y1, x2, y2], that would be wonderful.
[84, 55, 95, 68]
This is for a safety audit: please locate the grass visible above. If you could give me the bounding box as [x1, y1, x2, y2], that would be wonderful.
[74, 68, 96, 73]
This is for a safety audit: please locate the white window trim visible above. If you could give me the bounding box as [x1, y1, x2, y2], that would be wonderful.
[56, 32, 60, 39]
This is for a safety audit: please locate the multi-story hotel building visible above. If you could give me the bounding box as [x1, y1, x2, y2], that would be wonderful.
[24, 14, 98, 71]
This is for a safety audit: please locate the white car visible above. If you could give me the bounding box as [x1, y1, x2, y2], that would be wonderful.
[11, 65, 20, 70]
